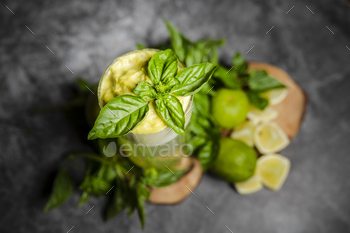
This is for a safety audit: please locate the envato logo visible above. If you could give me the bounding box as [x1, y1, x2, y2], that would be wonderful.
[102, 141, 193, 158]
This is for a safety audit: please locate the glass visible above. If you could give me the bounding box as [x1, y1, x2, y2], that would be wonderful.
[97, 49, 193, 170]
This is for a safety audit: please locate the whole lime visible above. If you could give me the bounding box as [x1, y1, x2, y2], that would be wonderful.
[212, 89, 249, 128]
[212, 138, 257, 182]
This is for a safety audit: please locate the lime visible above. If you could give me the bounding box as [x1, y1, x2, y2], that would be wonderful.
[212, 138, 257, 182]
[212, 89, 249, 128]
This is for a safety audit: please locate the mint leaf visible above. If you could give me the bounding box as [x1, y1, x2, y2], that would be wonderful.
[246, 91, 269, 110]
[133, 81, 157, 101]
[248, 70, 285, 92]
[214, 65, 241, 89]
[170, 63, 217, 96]
[148, 49, 178, 85]
[44, 168, 74, 212]
[155, 94, 185, 135]
[88, 95, 149, 140]
[165, 20, 191, 62]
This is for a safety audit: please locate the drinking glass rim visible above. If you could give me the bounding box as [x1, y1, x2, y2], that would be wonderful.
[96, 48, 193, 136]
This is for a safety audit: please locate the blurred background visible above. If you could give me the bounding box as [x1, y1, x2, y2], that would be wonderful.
[1, 0, 350, 232]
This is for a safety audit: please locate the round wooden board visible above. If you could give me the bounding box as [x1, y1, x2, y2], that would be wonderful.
[149, 157, 203, 204]
[248, 62, 307, 139]
[149, 63, 306, 204]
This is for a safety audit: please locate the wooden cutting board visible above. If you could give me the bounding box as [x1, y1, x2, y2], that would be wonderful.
[248, 62, 307, 139]
[149, 63, 306, 204]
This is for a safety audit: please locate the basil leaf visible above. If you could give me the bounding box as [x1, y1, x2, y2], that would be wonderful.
[79, 175, 111, 196]
[146, 169, 187, 188]
[193, 92, 211, 117]
[44, 168, 74, 212]
[214, 66, 241, 89]
[246, 91, 269, 110]
[197, 140, 219, 171]
[171, 63, 217, 96]
[105, 177, 125, 220]
[148, 49, 178, 85]
[88, 95, 149, 140]
[133, 81, 157, 101]
[155, 94, 185, 135]
[135, 184, 147, 228]
[232, 53, 248, 76]
[189, 136, 207, 152]
[165, 20, 191, 63]
[185, 39, 225, 66]
[248, 70, 285, 92]
[78, 191, 90, 207]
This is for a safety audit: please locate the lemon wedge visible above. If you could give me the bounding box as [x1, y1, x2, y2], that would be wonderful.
[256, 154, 290, 191]
[234, 175, 263, 195]
[260, 88, 288, 105]
[230, 120, 256, 147]
[247, 106, 278, 124]
[254, 122, 289, 154]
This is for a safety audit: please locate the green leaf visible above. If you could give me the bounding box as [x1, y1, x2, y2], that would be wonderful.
[136, 43, 146, 49]
[185, 39, 225, 66]
[44, 168, 74, 212]
[88, 95, 149, 140]
[133, 81, 157, 101]
[135, 184, 147, 228]
[232, 53, 248, 76]
[155, 94, 185, 135]
[146, 168, 187, 188]
[246, 91, 269, 110]
[188, 136, 206, 152]
[197, 140, 219, 171]
[148, 49, 178, 85]
[171, 63, 217, 96]
[214, 66, 241, 89]
[248, 70, 286, 92]
[105, 177, 125, 220]
[79, 175, 111, 196]
[97, 164, 117, 182]
[78, 191, 90, 207]
[165, 20, 191, 62]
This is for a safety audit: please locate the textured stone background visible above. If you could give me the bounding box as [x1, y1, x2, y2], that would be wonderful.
[1, 0, 350, 232]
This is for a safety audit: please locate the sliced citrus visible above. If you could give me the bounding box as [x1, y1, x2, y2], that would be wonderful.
[254, 122, 289, 154]
[260, 88, 288, 105]
[247, 106, 278, 124]
[230, 120, 256, 147]
[234, 175, 263, 195]
[256, 154, 290, 191]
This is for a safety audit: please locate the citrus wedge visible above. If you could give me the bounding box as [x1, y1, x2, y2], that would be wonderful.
[247, 106, 278, 124]
[254, 122, 290, 154]
[256, 154, 290, 191]
[230, 120, 256, 147]
[260, 88, 288, 105]
[234, 175, 263, 195]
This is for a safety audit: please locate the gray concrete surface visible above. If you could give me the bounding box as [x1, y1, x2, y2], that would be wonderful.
[1, 0, 350, 232]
